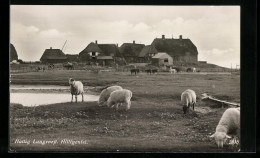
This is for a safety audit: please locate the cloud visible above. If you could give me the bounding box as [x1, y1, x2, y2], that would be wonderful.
[199, 48, 240, 67]
[39, 29, 72, 38]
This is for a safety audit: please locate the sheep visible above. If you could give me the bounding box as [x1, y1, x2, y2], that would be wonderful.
[192, 67, 196, 72]
[181, 89, 196, 114]
[98, 85, 123, 106]
[169, 67, 177, 74]
[210, 107, 240, 148]
[69, 78, 84, 103]
[107, 89, 132, 111]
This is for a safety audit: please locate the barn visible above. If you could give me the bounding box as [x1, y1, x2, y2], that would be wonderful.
[151, 35, 198, 63]
[10, 43, 18, 62]
[151, 52, 173, 66]
[119, 41, 145, 63]
[79, 41, 121, 65]
[138, 45, 158, 63]
[40, 47, 67, 63]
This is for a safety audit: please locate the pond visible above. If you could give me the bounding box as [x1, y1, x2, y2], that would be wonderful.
[10, 93, 99, 107]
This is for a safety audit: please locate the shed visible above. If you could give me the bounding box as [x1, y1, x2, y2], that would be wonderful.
[151, 52, 173, 66]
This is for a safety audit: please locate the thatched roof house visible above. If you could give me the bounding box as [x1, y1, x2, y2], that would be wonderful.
[40, 47, 67, 63]
[138, 45, 158, 62]
[119, 41, 145, 63]
[152, 52, 173, 66]
[79, 41, 122, 65]
[66, 54, 79, 62]
[10, 43, 18, 62]
[151, 35, 198, 62]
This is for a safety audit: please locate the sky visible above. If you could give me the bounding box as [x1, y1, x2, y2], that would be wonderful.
[10, 5, 240, 68]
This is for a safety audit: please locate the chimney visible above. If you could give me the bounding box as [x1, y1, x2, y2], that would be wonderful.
[95, 40, 97, 44]
[133, 40, 135, 44]
[179, 35, 182, 40]
[162, 35, 165, 39]
[50, 47, 52, 49]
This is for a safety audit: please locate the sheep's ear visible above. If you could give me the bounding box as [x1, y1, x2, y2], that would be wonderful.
[226, 135, 231, 139]
[209, 133, 215, 138]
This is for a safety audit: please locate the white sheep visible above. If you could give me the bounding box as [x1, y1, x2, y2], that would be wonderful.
[181, 89, 196, 114]
[98, 85, 123, 106]
[107, 89, 132, 111]
[169, 67, 177, 74]
[69, 78, 84, 103]
[193, 67, 196, 72]
[210, 107, 240, 148]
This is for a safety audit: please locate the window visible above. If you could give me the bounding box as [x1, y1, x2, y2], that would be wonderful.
[92, 52, 95, 56]
[164, 59, 168, 62]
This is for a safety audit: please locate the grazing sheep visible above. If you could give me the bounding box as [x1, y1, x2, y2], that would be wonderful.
[107, 89, 132, 111]
[69, 78, 84, 103]
[193, 67, 196, 72]
[169, 67, 177, 74]
[181, 89, 196, 114]
[98, 85, 123, 106]
[210, 107, 240, 148]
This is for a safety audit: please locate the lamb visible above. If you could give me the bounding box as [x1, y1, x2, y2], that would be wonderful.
[107, 89, 132, 111]
[98, 85, 123, 106]
[181, 89, 196, 114]
[69, 78, 84, 103]
[210, 107, 240, 148]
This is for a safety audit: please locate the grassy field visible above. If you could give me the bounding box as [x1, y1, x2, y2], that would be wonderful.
[9, 70, 240, 152]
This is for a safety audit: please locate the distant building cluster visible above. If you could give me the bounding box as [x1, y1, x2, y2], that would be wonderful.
[11, 35, 200, 66]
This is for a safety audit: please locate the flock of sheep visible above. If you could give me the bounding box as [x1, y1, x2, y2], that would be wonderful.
[68, 78, 240, 150]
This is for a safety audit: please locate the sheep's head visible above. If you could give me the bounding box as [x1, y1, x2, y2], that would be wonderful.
[69, 78, 74, 85]
[183, 105, 189, 114]
[210, 132, 231, 148]
[98, 89, 108, 106]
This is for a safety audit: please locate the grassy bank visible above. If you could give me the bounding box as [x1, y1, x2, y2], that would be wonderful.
[9, 71, 240, 152]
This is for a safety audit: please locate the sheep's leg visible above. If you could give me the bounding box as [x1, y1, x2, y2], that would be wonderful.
[75, 95, 78, 103]
[71, 94, 73, 103]
[82, 93, 84, 102]
[115, 103, 120, 111]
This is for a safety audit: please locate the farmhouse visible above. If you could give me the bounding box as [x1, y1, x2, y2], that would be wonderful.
[151, 35, 198, 63]
[138, 45, 159, 63]
[79, 41, 122, 65]
[40, 47, 67, 63]
[151, 52, 173, 66]
[10, 43, 18, 62]
[119, 41, 145, 63]
[66, 54, 79, 62]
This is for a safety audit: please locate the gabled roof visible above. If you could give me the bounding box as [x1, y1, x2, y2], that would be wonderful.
[97, 44, 121, 57]
[40, 49, 67, 60]
[79, 42, 103, 55]
[138, 45, 158, 57]
[10, 43, 18, 61]
[152, 52, 172, 59]
[119, 43, 145, 57]
[151, 38, 198, 57]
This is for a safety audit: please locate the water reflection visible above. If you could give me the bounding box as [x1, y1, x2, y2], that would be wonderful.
[10, 93, 99, 107]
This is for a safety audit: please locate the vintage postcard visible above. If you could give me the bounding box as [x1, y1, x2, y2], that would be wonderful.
[9, 5, 241, 152]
